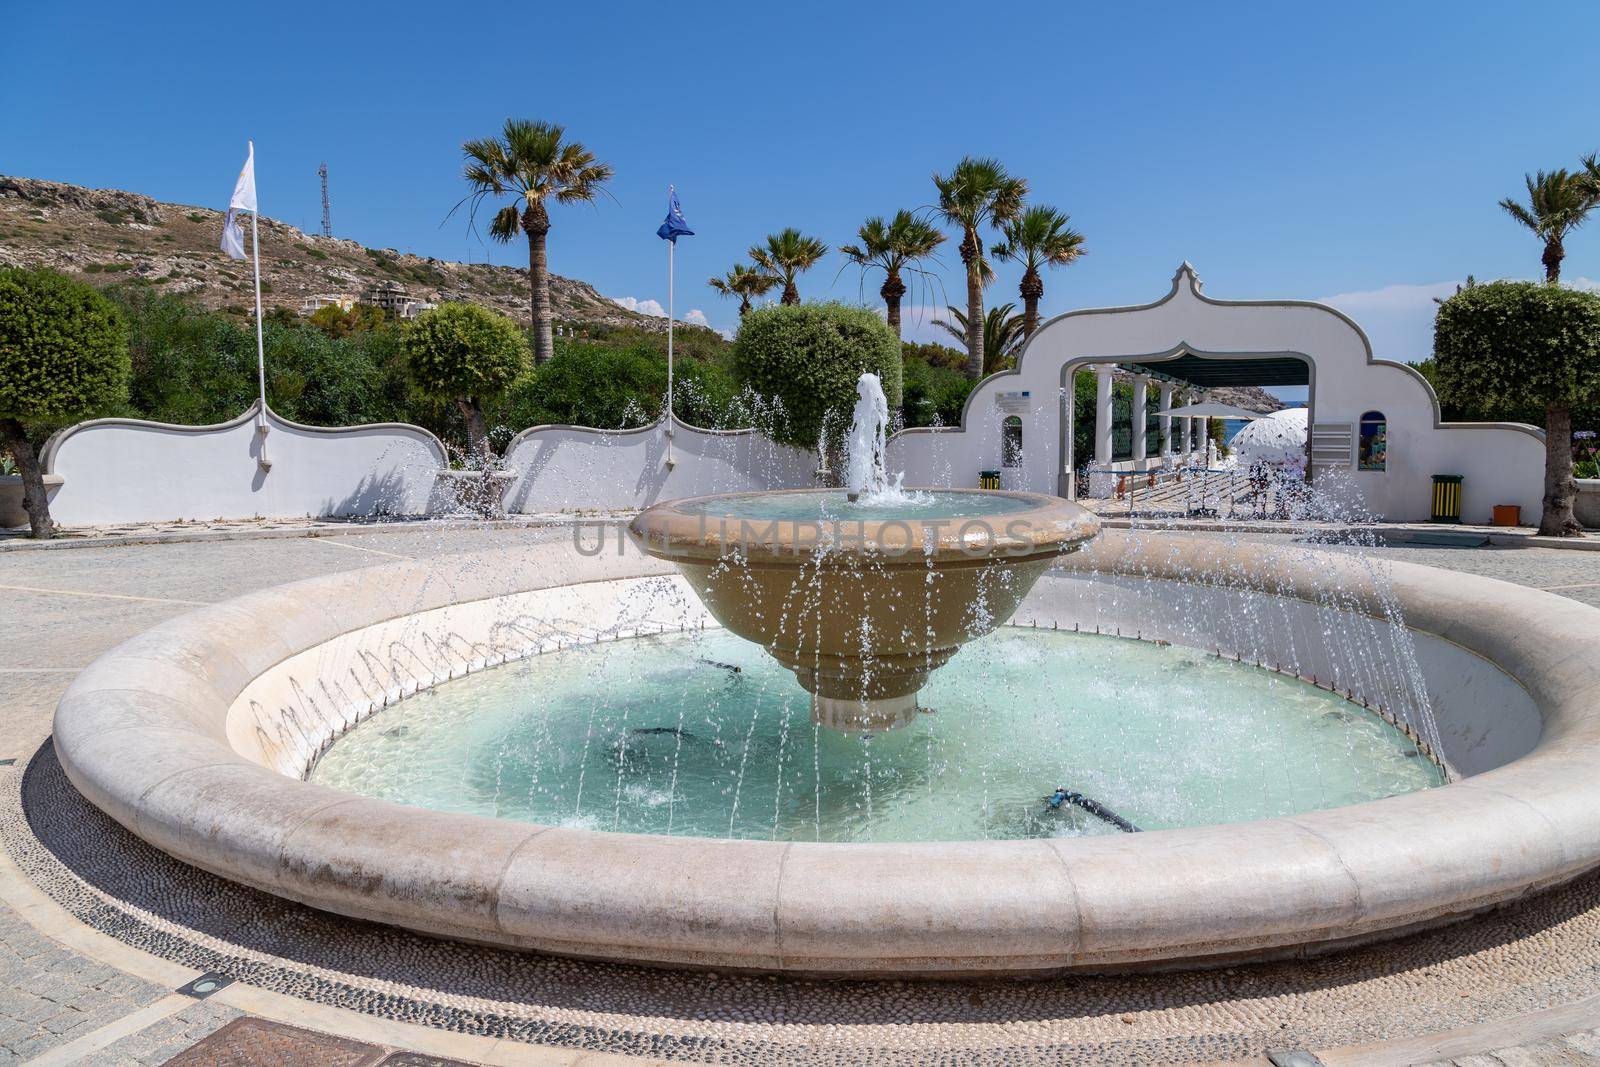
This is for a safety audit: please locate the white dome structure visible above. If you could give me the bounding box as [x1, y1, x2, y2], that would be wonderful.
[1230, 407, 1308, 471]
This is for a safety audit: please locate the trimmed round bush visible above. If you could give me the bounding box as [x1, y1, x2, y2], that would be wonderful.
[0, 267, 130, 536]
[0, 268, 129, 423]
[1435, 280, 1600, 535]
[1434, 282, 1600, 416]
[402, 302, 530, 457]
[730, 302, 902, 450]
[402, 302, 530, 404]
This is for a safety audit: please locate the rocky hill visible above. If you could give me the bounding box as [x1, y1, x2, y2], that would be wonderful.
[1204, 385, 1287, 414]
[0, 174, 674, 331]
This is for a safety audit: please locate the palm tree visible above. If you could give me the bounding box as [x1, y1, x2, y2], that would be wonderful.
[933, 157, 1028, 378]
[749, 229, 828, 305]
[458, 119, 614, 364]
[1499, 168, 1597, 282]
[934, 304, 1025, 375]
[838, 210, 945, 337]
[991, 205, 1086, 337]
[708, 263, 780, 318]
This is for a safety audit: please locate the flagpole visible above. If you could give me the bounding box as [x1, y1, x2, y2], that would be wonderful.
[665, 188, 675, 469]
[248, 142, 270, 472]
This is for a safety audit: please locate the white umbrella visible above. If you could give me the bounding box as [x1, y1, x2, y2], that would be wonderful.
[1229, 408, 1309, 470]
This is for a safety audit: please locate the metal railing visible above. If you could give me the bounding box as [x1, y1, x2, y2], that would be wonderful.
[1083, 465, 1241, 518]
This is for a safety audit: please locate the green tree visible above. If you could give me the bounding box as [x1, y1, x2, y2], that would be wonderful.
[1434, 281, 1600, 535]
[1499, 168, 1598, 282]
[730, 303, 902, 452]
[307, 302, 390, 338]
[0, 268, 130, 537]
[708, 263, 780, 318]
[458, 119, 614, 364]
[901, 346, 976, 428]
[749, 228, 828, 306]
[933, 157, 1027, 378]
[402, 302, 531, 459]
[934, 304, 1025, 375]
[838, 210, 945, 338]
[990, 205, 1086, 337]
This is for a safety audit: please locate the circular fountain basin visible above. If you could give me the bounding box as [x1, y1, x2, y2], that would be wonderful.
[629, 488, 1099, 731]
[50, 533, 1600, 976]
[309, 627, 1443, 842]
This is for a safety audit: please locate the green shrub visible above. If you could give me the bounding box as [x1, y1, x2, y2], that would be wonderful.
[730, 302, 901, 450]
[560, 320, 732, 368]
[1435, 281, 1600, 534]
[402, 302, 530, 456]
[0, 268, 131, 535]
[0, 268, 130, 424]
[503, 338, 745, 433]
[109, 289, 416, 432]
[901, 350, 975, 427]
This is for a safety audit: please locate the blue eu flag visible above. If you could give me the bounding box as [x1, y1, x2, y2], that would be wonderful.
[656, 187, 694, 243]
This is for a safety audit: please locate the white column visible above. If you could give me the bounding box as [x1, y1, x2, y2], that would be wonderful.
[1181, 404, 1194, 457]
[1198, 416, 1210, 466]
[1130, 374, 1149, 465]
[1093, 365, 1114, 468]
[1061, 372, 1076, 499]
[1158, 382, 1174, 460]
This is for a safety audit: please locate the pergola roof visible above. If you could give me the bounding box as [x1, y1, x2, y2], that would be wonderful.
[1120, 351, 1310, 388]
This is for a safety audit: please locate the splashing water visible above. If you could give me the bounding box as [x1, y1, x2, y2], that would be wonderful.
[845, 373, 922, 505]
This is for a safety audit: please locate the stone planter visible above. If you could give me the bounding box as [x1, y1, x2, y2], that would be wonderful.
[0, 473, 64, 529]
[1577, 479, 1600, 530]
[428, 469, 515, 518]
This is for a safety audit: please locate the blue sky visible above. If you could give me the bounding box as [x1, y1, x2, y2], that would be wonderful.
[5, 1, 1598, 359]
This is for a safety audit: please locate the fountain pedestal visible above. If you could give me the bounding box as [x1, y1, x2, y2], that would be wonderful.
[630, 489, 1099, 732]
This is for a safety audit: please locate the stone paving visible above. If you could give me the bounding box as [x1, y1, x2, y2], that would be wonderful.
[1422, 1027, 1600, 1067]
[2, 525, 1599, 1065]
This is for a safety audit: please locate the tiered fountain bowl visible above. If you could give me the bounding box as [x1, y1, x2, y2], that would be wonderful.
[629, 487, 1100, 732]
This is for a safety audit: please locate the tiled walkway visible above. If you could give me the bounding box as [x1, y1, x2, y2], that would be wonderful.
[2, 526, 1599, 1065]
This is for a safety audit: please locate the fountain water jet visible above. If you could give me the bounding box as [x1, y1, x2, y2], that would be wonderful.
[631, 374, 1100, 731]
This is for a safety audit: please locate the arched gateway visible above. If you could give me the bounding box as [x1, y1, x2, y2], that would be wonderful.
[887, 264, 1543, 524]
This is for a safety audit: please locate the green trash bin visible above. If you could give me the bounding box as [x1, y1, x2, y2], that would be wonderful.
[979, 470, 1001, 490]
[1430, 474, 1463, 523]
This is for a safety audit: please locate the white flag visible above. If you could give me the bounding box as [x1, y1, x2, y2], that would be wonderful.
[220, 142, 255, 259]
[220, 208, 245, 259]
[230, 142, 256, 212]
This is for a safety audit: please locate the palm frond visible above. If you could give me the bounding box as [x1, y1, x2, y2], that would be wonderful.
[488, 204, 522, 243]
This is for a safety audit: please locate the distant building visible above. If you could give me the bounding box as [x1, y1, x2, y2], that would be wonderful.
[298, 293, 356, 317]
[361, 280, 410, 312]
[360, 280, 435, 320]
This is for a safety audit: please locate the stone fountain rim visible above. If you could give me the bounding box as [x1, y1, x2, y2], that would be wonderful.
[50, 533, 1600, 976]
[630, 486, 1101, 564]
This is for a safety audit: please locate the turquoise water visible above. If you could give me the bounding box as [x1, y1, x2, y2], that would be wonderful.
[673, 489, 1032, 522]
[310, 629, 1442, 842]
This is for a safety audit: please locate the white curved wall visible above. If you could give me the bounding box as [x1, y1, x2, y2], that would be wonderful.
[42, 405, 446, 524]
[888, 265, 1545, 524]
[501, 416, 815, 513]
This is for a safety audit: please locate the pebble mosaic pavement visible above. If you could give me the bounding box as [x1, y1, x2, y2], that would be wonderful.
[3, 524, 1600, 1064]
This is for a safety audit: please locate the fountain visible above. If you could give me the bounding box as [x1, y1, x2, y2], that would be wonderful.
[49, 371, 1600, 977]
[629, 374, 1100, 731]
